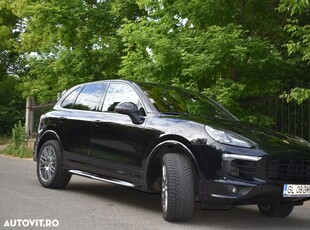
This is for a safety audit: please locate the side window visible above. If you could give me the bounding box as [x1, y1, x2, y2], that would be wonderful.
[72, 84, 106, 111]
[61, 87, 81, 109]
[102, 84, 146, 115]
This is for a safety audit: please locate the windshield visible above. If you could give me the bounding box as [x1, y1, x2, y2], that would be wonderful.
[138, 83, 238, 121]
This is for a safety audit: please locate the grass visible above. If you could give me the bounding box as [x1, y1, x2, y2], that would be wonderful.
[0, 135, 33, 158]
[0, 136, 10, 145]
[0, 147, 33, 158]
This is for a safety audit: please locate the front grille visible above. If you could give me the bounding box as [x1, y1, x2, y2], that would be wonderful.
[266, 158, 310, 182]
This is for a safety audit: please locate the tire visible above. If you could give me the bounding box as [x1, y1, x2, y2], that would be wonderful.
[37, 140, 71, 188]
[161, 153, 194, 222]
[258, 203, 294, 217]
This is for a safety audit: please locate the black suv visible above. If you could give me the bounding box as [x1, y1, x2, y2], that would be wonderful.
[34, 79, 310, 222]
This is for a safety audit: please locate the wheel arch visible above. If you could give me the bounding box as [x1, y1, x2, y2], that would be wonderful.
[36, 130, 63, 160]
[144, 138, 201, 194]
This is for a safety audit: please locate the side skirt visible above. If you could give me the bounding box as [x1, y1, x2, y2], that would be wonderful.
[69, 170, 135, 188]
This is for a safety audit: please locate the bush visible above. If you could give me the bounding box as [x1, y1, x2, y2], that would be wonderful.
[11, 121, 27, 149]
[0, 121, 32, 158]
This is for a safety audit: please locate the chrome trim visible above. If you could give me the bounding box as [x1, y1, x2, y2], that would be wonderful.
[40, 130, 61, 142]
[222, 154, 262, 161]
[148, 140, 195, 162]
[210, 194, 237, 199]
[213, 179, 258, 187]
[36, 130, 63, 157]
[69, 170, 135, 187]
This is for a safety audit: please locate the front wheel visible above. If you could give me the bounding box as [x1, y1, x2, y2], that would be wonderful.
[161, 153, 194, 222]
[258, 203, 294, 217]
[37, 140, 71, 188]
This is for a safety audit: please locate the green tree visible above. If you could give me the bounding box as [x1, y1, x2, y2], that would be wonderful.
[14, 0, 144, 102]
[278, 0, 310, 64]
[0, 1, 24, 135]
[120, 1, 284, 110]
[0, 0, 21, 77]
[0, 76, 24, 135]
[1, 0, 309, 131]
[278, 0, 310, 104]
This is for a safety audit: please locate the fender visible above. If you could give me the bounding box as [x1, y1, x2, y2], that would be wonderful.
[144, 140, 201, 190]
[35, 129, 63, 160]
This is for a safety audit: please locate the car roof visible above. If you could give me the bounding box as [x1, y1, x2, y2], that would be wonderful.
[73, 79, 135, 87]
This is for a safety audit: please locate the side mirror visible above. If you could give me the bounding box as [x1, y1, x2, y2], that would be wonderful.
[115, 102, 144, 124]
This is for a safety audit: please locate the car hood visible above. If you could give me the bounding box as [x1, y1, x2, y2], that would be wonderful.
[178, 114, 310, 158]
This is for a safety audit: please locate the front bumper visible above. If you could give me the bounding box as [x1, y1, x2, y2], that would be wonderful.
[191, 144, 310, 209]
[199, 177, 309, 209]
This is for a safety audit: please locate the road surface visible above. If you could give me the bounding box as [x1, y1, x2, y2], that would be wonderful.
[0, 155, 309, 229]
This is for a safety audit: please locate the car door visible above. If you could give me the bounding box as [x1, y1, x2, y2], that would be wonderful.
[89, 83, 147, 184]
[58, 83, 106, 170]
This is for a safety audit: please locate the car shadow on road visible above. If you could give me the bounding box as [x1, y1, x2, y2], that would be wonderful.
[66, 178, 162, 213]
[65, 178, 310, 229]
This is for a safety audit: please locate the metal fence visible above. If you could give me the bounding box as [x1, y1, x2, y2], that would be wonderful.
[25, 97, 56, 137]
[241, 98, 310, 142]
[276, 99, 309, 141]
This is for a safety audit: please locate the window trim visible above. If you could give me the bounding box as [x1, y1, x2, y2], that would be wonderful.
[59, 83, 106, 112]
[60, 87, 82, 109]
[100, 82, 147, 116]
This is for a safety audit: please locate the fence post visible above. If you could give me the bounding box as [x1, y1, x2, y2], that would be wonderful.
[25, 97, 34, 137]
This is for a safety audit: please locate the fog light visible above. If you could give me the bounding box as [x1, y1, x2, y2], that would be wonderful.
[232, 187, 238, 193]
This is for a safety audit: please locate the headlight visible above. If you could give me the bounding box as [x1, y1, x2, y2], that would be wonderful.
[205, 125, 252, 148]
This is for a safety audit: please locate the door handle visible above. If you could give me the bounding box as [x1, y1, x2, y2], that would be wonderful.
[94, 120, 103, 127]
[59, 117, 67, 122]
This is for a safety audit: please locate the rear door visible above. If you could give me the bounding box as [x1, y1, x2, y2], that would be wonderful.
[58, 83, 106, 170]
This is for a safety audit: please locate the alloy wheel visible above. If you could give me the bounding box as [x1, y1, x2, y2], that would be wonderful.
[39, 146, 56, 182]
[162, 164, 168, 213]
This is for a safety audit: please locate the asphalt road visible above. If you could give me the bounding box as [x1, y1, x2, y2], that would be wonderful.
[0, 155, 309, 230]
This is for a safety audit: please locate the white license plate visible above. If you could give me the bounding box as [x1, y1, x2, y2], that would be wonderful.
[283, 184, 310, 197]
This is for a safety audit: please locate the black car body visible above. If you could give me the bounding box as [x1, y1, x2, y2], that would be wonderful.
[34, 79, 310, 221]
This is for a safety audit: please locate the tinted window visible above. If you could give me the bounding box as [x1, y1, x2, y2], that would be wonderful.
[102, 83, 145, 115]
[72, 84, 106, 111]
[138, 83, 237, 121]
[61, 87, 82, 109]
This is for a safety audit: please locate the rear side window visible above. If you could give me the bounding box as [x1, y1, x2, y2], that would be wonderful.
[61, 87, 81, 109]
[72, 84, 106, 111]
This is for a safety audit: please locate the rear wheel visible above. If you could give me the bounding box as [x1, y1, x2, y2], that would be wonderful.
[161, 153, 194, 222]
[37, 140, 71, 188]
[258, 203, 294, 217]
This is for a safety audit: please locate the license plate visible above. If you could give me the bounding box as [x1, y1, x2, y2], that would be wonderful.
[283, 184, 310, 197]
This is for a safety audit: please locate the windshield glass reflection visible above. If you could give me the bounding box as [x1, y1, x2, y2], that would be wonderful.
[138, 83, 238, 121]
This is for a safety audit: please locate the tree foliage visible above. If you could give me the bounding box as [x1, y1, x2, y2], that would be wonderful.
[119, 0, 308, 117]
[0, 0, 309, 134]
[0, 76, 24, 135]
[12, 0, 144, 102]
[278, 0, 310, 103]
[0, 0, 20, 77]
[0, 1, 24, 135]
